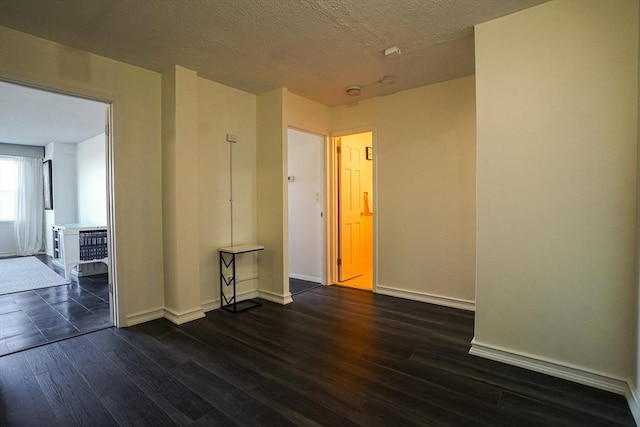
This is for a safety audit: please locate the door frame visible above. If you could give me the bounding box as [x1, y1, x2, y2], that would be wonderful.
[329, 127, 377, 290]
[0, 77, 120, 326]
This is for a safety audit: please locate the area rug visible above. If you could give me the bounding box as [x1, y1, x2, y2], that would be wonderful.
[0, 256, 69, 295]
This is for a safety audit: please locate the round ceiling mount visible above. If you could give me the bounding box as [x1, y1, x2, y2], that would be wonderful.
[379, 75, 399, 85]
[346, 85, 361, 96]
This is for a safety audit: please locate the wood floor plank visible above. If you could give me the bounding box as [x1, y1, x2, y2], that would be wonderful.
[248, 378, 362, 427]
[114, 322, 298, 426]
[57, 335, 178, 426]
[0, 352, 59, 426]
[152, 327, 269, 391]
[180, 318, 368, 413]
[349, 401, 438, 427]
[86, 328, 214, 425]
[170, 360, 297, 427]
[23, 343, 118, 426]
[111, 325, 191, 370]
[383, 372, 535, 427]
[498, 391, 618, 427]
[503, 366, 637, 426]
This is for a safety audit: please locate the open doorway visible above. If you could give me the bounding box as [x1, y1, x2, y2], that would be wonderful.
[335, 131, 374, 291]
[287, 128, 325, 295]
[0, 81, 115, 356]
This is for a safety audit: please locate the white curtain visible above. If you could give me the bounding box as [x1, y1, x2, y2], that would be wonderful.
[14, 156, 44, 255]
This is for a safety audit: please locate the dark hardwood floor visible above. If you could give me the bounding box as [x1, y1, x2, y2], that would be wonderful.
[0, 286, 634, 426]
[0, 255, 112, 356]
[289, 277, 322, 295]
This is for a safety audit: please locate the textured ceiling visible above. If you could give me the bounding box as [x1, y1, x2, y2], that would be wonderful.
[0, 0, 547, 106]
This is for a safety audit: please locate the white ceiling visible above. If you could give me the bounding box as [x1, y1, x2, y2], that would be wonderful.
[0, 0, 547, 107]
[0, 81, 106, 146]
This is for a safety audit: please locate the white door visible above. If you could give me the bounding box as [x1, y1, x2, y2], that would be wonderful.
[288, 129, 324, 284]
[338, 137, 364, 281]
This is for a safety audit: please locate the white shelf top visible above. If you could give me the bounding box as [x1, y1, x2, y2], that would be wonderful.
[53, 223, 107, 231]
[219, 244, 264, 254]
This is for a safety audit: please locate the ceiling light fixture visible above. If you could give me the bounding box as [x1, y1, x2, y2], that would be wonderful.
[346, 85, 361, 96]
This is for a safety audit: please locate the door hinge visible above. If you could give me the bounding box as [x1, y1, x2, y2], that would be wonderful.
[105, 124, 110, 137]
[336, 146, 341, 154]
[337, 258, 342, 266]
[108, 282, 113, 293]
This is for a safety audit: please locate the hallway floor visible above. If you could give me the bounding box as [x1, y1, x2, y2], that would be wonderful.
[0, 285, 634, 426]
[0, 255, 112, 356]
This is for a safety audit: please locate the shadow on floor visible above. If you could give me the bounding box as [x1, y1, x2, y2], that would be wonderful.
[289, 278, 322, 295]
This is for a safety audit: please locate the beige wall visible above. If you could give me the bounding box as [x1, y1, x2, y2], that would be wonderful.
[287, 92, 331, 135]
[197, 76, 257, 307]
[257, 88, 292, 303]
[163, 67, 259, 319]
[474, 0, 638, 380]
[162, 65, 202, 322]
[331, 76, 477, 308]
[0, 26, 164, 325]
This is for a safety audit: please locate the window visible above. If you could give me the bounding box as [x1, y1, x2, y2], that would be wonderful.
[0, 157, 17, 221]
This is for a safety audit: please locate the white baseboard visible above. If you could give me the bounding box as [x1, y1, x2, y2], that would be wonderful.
[289, 273, 321, 283]
[469, 340, 630, 396]
[126, 307, 165, 327]
[376, 285, 475, 311]
[163, 306, 205, 325]
[0, 251, 17, 257]
[258, 289, 293, 305]
[627, 381, 640, 426]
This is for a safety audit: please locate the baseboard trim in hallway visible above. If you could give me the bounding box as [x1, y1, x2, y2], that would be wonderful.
[376, 285, 476, 311]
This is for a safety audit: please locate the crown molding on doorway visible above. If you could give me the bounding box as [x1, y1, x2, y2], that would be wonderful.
[376, 285, 475, 311]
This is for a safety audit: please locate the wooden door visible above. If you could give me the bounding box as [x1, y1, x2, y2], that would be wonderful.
[338, 137, 364, 281]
